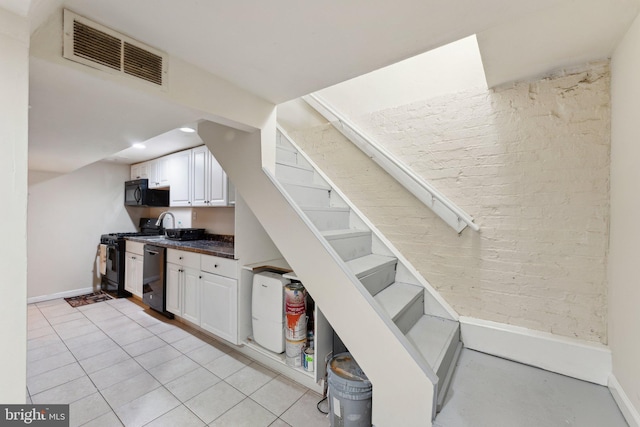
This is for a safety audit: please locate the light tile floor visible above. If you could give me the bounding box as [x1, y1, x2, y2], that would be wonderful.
[27, 297, 330, 427]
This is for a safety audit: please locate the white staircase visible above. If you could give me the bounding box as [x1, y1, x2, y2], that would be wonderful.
[200, 120, 457, 425]
[275, 128, 462, 412]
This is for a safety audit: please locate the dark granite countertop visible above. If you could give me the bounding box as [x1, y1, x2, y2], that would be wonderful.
[125, 234, 235, 259]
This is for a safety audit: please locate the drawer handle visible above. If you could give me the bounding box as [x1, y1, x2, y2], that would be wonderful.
[214, 264, 218, 268]
[179, 256, 183, 260]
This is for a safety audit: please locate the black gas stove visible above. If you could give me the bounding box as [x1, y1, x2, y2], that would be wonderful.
[100, 219, 164, 245]
[100, 218, 163, 297]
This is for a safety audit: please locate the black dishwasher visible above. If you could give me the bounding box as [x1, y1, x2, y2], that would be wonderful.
[142, 244, 173, 318]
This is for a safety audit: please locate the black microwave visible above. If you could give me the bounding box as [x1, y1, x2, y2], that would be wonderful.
[124, 179, 170, 207]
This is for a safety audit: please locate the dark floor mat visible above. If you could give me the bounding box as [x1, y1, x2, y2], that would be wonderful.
[64, 291, 113, 307]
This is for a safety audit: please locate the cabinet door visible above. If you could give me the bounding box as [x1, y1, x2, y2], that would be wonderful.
[208, 151, 228, 206]
[147, 159, 159, 188]
[200, 272, 237, 344]
[157, 156, 171, 187]
[191, 146, 209, 207]
[131, 164, 141, 180]
[124, 253, 136, 294]
[133, 255, 144, 297]
[182, 268, 201, 325]
[168, 151, 192, 207]
[138, 162, 150, 180]
[166, 263, 182, 316]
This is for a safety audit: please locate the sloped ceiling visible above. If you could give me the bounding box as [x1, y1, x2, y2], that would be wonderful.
[1, 0, 636, 173]
[478, 0, 640, 87]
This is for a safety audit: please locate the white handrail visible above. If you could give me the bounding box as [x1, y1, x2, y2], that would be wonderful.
[302, 93, 479, 233]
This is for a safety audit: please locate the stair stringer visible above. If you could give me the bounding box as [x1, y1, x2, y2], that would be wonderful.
[200, 120, 438, 426]
[278, 126, 459, 321]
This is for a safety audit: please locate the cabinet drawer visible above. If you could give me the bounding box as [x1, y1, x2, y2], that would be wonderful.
[167, 249, 200, 269]
[126, 241, 145, 256]
[201, 255, 237, 279]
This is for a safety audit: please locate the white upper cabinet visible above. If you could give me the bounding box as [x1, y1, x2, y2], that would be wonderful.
[168, 150, 192, 207]
[130, 162, 149, 180]
[192, 146, 228, 207]
[156, 156, 171, 188]
[192, 146, 209, 207]
[208, 151, 228, 206]
[147, 157, 171, 189]
[131, 145, 231, 207]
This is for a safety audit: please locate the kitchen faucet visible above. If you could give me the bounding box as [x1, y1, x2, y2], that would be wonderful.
[156, 211, 175, 229]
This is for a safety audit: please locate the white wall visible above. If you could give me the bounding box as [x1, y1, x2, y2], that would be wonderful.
[290, 61, 611, 344]
[316, 35, 486, 118]
[148, 207, 235, 235]
[0, 6, 28, 403]
[192, 207, 235, 235]
[609, 13, 640, 419]
[28, 161, 143, 299]
[279, 36, 486, 133]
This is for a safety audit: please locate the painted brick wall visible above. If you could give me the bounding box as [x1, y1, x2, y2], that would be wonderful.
[291, 61, 610, 343]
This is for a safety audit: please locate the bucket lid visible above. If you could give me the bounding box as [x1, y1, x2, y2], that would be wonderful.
[330, 353, 369, 382]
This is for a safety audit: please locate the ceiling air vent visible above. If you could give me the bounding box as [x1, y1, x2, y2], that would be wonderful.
[63, 10, 167, 89]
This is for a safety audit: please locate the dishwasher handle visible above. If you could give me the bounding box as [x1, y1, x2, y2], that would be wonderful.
[145, 249, 160, 256]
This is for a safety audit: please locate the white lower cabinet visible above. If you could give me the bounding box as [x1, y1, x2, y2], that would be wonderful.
[182, 268, 201, 325]
[124, 252, 143, 297]
[200, 272, 237, 343]
[166, 262, 182, 315]
[167, 249, 238, 344]
[166, 265, 200, 321]
[124, 241, 145, 298]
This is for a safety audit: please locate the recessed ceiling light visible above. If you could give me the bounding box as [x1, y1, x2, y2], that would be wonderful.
[179, 127, 195, 133]
[132, 143, 146, 149]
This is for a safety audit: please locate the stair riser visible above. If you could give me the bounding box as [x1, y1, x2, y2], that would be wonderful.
[304, 209, 351, 231]
[276, 146, 298, 164]
[276, 163, 315, 183]
[435, 326, 460, 384]
[327, 234, 372, 262]
[394, 294, 425, 335]
[436, 341, 462, 413]
[282, 183, 330, 207]
[358, 266, 396, 296]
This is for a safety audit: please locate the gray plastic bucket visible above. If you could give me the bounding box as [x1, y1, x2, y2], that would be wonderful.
[328, 353, 372, 427]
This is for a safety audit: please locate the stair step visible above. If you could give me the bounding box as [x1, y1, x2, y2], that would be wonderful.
[322, 229, 372, 261]
[374, 282, 424, 334]
[346, 254, 397, 296]
[276, 161, 315, 183]
[281, 180, 331, 207]
[302, 206, 351, 231]
[406, 315, 461, 410]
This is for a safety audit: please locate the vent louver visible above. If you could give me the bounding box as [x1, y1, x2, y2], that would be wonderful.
[63, 10, 167, 89]
[123, 42, 163, 85]
[72, 21, 121, 71]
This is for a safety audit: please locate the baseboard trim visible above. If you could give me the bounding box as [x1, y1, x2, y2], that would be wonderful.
[459, 316, 612, 385]
[609, 374, 640, 427]
[27, 287, 95, 305]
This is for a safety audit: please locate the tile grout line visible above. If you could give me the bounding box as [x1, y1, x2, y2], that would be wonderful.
[31, 299, 326, 427]
[45, 301, 135, 426]
[88, 299, 191, 427]
[95, 299, 211, 427]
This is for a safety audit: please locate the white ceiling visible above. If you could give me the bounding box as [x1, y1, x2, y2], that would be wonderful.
[1, 0, 637, 173]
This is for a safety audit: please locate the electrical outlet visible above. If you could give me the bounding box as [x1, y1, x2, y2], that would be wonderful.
[192, 210, 197, 220]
